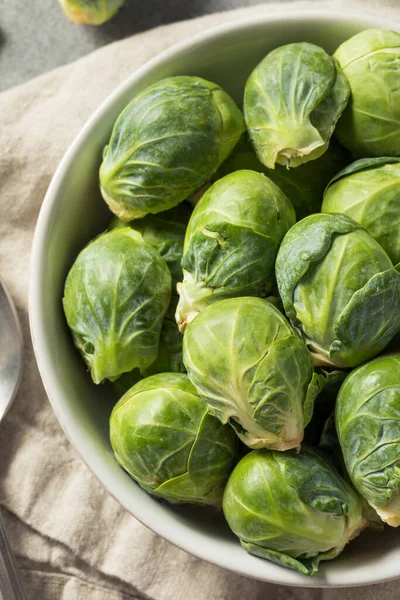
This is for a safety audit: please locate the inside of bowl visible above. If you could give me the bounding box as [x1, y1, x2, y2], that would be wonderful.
[31, 12, 400, 588]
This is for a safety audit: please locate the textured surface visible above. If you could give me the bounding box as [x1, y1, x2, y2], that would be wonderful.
[1, 1, 400, 598]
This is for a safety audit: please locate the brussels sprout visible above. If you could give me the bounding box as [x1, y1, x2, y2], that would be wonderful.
[109, 202, 192, 286]
[176, 170, 295, 330]
[110, 373, 238, 505]
[223, 446, 366, 576]
[336, 354, 400, 527]
[276, 213, 400, 368]
[322, 157, 400, 265]
[218, 137, 350, 220]
[303, 370, 346, 446]
[244, 43, 350, 169]
[113, 294, 185, 395]
[100, 76, 245, 221]
[334, 29, 400, 157]
[183, 297, 325, 451]
[58, 0, 125, 24]
[63, 228, 171, 383]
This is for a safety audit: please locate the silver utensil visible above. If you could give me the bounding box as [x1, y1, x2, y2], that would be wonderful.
[0, 278, 27, 600]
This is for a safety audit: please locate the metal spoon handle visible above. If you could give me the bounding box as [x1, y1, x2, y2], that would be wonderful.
[0, 509, 27, 600]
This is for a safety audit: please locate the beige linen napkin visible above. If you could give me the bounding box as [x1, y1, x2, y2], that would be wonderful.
[0, 1, 399, 598]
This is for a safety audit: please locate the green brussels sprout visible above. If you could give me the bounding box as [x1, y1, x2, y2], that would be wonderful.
[276, 213, 400, 368]
[244, 43, 350, 169]
[58, 0, 125, 24]
[303, 370, 346, 446]
[183, 297, 325, 451]
[113, 294, 185, 395]
[222, 446, 366, 576]
[63, 228, 171, 383]
[336, 354, 400, 527]
[334, 29, 400, 157]
[176, 170, 295, 330]
[109, 202, 192, 286]
[322, 157, 400, 265]
[218, 137, 350, 220]
[108, 204, 190, 393]
[110, 373, 238, 505]
[100, 76, 245, 221]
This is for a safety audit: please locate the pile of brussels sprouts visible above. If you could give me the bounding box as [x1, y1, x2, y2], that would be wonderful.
[63, 28, 400, 577]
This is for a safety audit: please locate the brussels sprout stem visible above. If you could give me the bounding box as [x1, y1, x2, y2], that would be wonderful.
[256, 122, 326, 169]
[372, 492, 400, 527]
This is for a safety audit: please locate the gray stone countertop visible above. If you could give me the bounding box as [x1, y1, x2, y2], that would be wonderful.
[1, 0, 301, 91]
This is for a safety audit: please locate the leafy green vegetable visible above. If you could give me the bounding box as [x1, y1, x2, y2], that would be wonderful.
[110, 373, 238, 505]
[276, 213, 400, 368]
[100, 76, 245, 221]
[336, 354, 400, 527]
[217, 136, 350, 219]
[113, 294, 185, 395]
[109, 202, 192, 286]
[303, 370, 346, 446]
[183, 297, 325, 450]
[334, 29, 400, 157]
[244, 43, 350, 168]
[58, 0, 125, 24]
[223, 446, 366, 576]
[176, 170, 295, 330]
[63, 228, 171, 383]
[322, 157, 400, 265]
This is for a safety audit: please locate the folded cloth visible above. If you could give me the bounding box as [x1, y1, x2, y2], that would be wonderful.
[0, 1, 399, 598]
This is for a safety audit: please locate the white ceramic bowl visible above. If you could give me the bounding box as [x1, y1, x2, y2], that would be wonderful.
[30, 11, 400, 588]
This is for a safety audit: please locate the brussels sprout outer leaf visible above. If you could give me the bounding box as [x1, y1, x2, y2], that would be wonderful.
[63, 228, 171, 383]
[322, 159, 400, 265]
[244, 43, 350, 168]
[110, 373, 237, 506]
[183, 297, 316, 450]
[276, 214, 362, 324]
[304, 370, 346, 447]
[332, 268, 400, 366]
[113, 295, 185, 395]
[336, 354, 400, 525]
[109, 203, 191, 286]
[100, 76, 245, 220]
[246, 335, 314, 447]
[303, 371, 339, 428]
[222, 447, 366, 575]
[240, 543, 323, 577]
[155, 410, 237, 504]
[310, 60, 350, 144]
[334, 29, 400, 157]
[325, 156, 400, 190]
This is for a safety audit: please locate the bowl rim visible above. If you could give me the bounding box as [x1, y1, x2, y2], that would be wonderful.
[29, 9, 400, 588]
